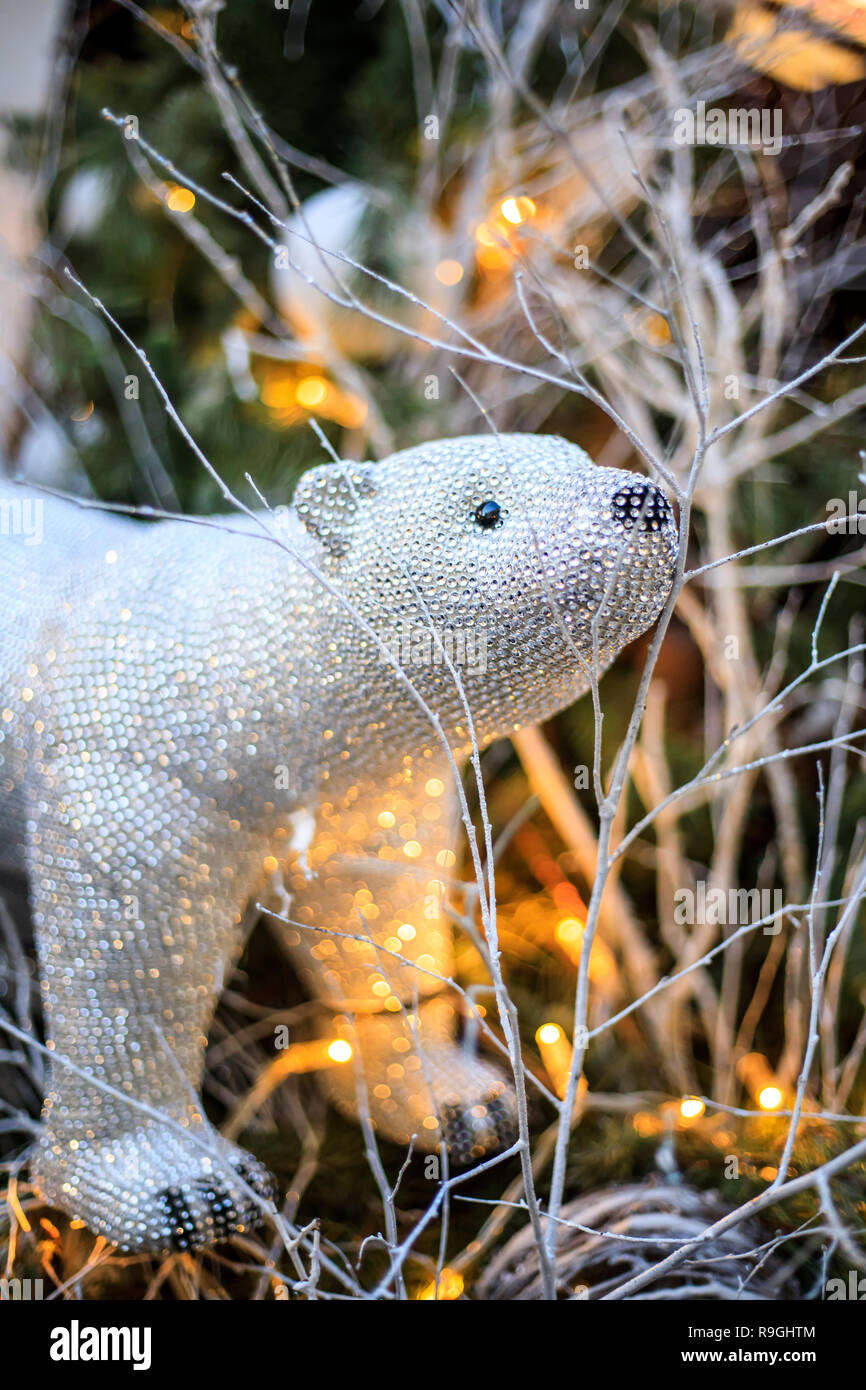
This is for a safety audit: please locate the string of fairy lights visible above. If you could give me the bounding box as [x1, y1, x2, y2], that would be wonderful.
[128, 185, 545, 439]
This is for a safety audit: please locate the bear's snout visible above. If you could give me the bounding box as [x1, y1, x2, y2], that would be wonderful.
[610, 481, 672, 534]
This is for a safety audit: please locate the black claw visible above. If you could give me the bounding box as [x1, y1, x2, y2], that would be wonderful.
[156, 1159, 276, 1251]
[158, 1186, 202, 1253]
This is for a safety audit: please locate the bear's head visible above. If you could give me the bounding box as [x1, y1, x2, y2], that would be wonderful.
[293, 434, 678, 757]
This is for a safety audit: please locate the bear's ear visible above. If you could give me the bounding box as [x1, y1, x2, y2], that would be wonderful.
[293, 461, 377, 559]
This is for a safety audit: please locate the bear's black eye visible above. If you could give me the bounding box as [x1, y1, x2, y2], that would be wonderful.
[474, 499, 502, 528]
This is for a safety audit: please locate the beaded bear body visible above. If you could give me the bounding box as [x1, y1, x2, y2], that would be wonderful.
[0, 434, 676, 1250]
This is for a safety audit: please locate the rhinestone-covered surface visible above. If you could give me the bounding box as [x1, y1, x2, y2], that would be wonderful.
[0, 433, 676, 1250]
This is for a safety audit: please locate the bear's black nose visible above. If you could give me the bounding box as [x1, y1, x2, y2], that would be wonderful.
[611, 482, 671, 533]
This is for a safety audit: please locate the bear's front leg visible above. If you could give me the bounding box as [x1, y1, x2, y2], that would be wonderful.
[27, 779, 277, 1252]
[280, 763, 517, 1161]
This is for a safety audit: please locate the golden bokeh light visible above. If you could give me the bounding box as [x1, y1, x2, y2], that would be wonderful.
[758, 1085, 783, 1111]
[434, 259, 464, 286]
[417, 1268, 464, 1300]
[295, 376, 328, 407]
[679, 1096, 705, 1120]
[535, 1022, 578, 1101]
[166, 184, 196, 213]
[259, 367, 368, 429]
[499, 195, 536, 225]
[555, 916, 584, 947]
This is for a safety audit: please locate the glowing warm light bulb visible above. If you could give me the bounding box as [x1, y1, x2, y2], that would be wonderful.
[737, 1053, 785, 1111]
[536, 1023, 574, 1099]
[680, 1096, 705, 1120]
[499, 195, 536, 225]
[296, 376, 328, 408]
[327, 1040, 353, 1063]
[434, 259, 463, 286]
[417, 1268, 464, 1300]
[759, 1085, 783, 1111]
[555, 917, 584, 946]
[166, 185, 196, 213]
